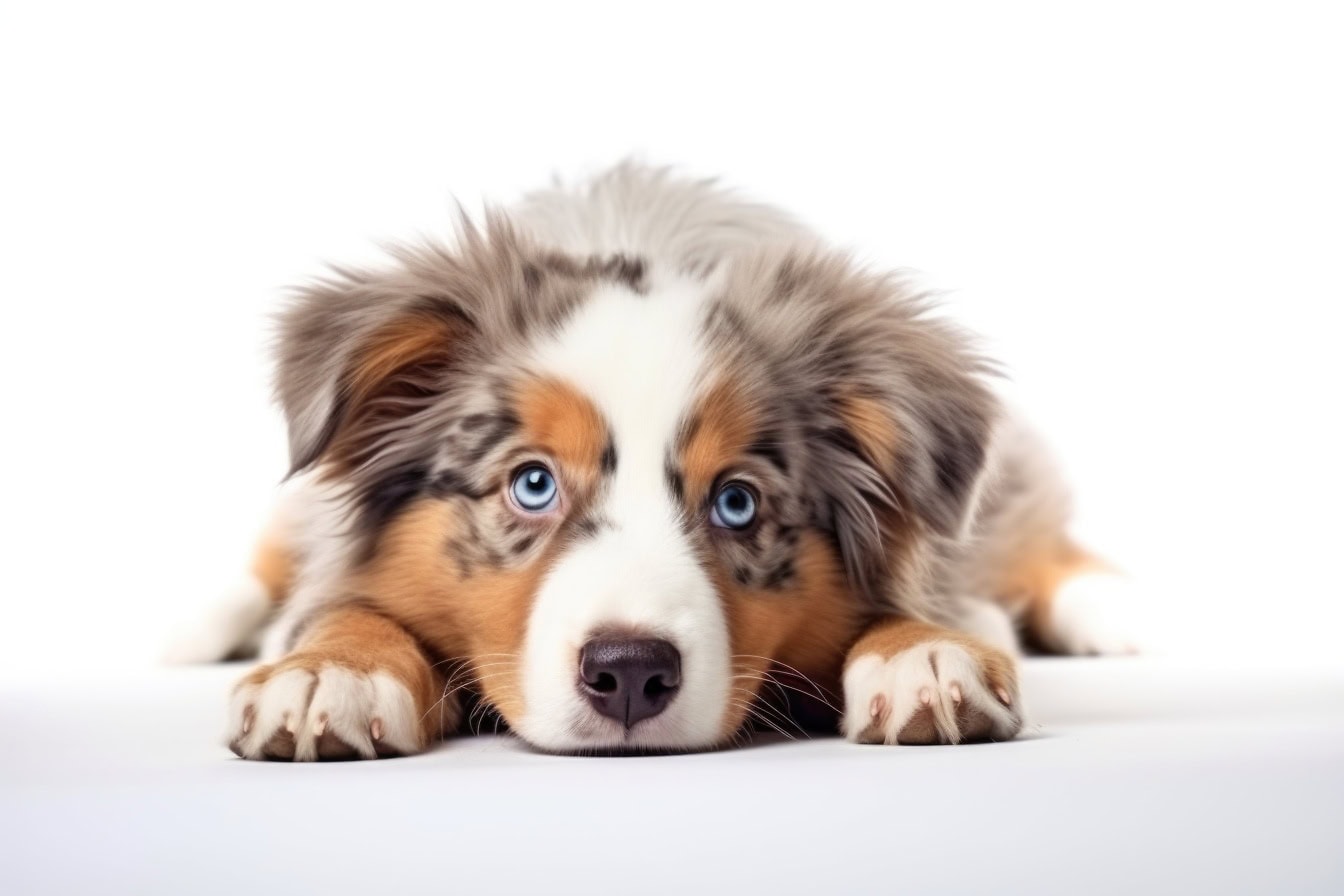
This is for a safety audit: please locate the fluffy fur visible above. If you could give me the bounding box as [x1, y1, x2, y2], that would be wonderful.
[178, 164, 1139, 758]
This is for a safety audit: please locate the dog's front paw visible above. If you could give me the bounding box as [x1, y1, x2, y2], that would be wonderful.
[843, 641, 1022, 745]
[228, 659, 424, 761]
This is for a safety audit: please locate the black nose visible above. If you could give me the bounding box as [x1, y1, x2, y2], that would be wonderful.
[578, 638, 682, 728]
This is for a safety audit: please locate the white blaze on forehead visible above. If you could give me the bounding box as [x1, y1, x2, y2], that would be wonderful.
[529, 278, 710, 507]
[516, 277, 733, 751]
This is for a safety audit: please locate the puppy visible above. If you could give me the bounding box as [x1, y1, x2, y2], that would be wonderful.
[177, 164, 1136, 759]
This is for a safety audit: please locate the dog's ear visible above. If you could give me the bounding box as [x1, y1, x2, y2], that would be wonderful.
[275, 269, 476, 477]
[716, 250, 998, 594]
[824, 300, 998, 595]
[833, 361, 996, 540]
[274, 216, 649, 479]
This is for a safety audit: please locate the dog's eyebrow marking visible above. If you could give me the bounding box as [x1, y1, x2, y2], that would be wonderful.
[679, 413, 703, 448]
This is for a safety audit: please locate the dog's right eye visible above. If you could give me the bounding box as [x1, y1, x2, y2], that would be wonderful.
[510, 465, 559, 512]
[710, 482, 757, 530]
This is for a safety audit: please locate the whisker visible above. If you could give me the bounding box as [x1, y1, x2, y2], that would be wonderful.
[732, 670, 841, 714]
[731, 654, 840, 703]
[730, 685, 810, 737]
[420, 662, 521, 726]
[729, 699, 795, 741]
[432, 652, 519, 672]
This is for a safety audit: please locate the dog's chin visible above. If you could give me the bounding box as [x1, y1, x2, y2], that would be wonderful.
[512, 710, 730, 756]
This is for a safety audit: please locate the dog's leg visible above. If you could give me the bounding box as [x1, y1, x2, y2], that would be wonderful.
[997, 540, 1143, 656]
[972, 420, 1144, 655]
[165, 476, 325, 664]
[227, 605, 454, 761]
[1031, 562, 1144, 656]
[842, 617, 1022, 745]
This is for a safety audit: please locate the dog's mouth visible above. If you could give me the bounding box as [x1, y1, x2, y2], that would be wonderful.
[525, 716, 723, 757]
[458, 678, 722, 754]
[526, 672, 843, 755]
[498, 691, 742, 756]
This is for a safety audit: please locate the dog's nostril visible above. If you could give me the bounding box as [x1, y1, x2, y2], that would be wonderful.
[578, 637, 682, 728]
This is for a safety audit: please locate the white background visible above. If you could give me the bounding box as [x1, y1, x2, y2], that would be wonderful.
[2, 1, 1341, 680]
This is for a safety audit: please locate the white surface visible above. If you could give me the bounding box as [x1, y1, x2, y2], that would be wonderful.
[3, 657, 1342, 895]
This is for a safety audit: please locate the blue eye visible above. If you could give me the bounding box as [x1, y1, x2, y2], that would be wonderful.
[511, 465, 558, 512]
[710, 483, 757, 530]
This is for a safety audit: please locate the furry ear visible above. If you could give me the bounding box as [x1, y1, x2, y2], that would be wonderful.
[836, 368, 996, 540]
[814, 348, 995, 602]
[273, 215, 635, 478]
[275, 273, 475, 476]
[828, 273, 997, 542]
[712, 249, 998, 597]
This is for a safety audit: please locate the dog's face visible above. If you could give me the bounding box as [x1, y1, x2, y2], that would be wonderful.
[278, 221, 994, 752]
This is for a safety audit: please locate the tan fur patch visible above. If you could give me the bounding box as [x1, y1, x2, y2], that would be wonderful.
[515, 376, 609, 488]
[681, 379, 759, 501]
[250, 534, 295, 603]
[836, 393, 900, 471]
[347, 310, 461, 409]
[351, 499, 549, 727]
[717, 532, 863, 740]
[677, 378, 867, 742]
[991, 538, 1111, 649]
[327, 309, 465, 472]
[337, 379, 611, 730]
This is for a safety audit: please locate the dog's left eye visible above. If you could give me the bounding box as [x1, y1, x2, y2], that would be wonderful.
[710, 482, 757, 530]
[511, 465, 559, 512]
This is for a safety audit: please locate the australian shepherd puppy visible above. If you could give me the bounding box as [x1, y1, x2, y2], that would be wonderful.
[175, 164, 1137, 759]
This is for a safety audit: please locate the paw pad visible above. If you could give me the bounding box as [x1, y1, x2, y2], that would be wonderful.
[228, 663, 421, 761]
[844, 641, 1022, 745]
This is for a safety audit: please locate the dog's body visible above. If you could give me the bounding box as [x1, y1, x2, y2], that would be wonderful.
[177, 165, 1137, 759]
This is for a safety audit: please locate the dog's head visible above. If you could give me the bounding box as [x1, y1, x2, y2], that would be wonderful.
[277, 217, 995, 752]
